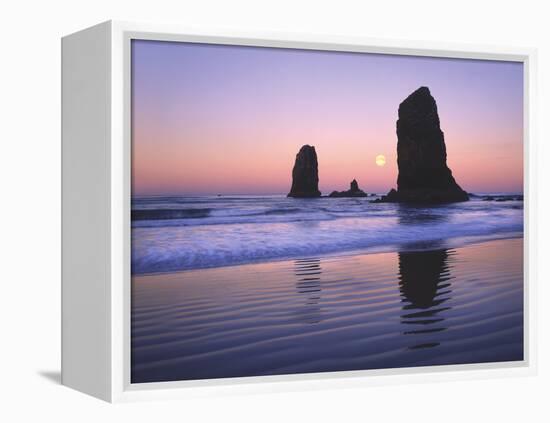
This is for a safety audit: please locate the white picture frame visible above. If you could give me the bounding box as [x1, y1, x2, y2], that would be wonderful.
[61, 20, 538, 403]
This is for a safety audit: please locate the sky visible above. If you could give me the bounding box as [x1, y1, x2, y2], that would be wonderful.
[131, 39, 523, 195]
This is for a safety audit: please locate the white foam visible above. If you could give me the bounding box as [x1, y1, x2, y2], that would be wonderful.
[131, 196, 523, 274]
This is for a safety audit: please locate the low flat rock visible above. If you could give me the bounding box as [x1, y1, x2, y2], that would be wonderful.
[329, 179, 368, 198]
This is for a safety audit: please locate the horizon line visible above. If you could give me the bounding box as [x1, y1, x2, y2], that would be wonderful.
[131, 190, 525, 197]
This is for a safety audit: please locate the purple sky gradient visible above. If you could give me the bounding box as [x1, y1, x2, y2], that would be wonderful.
[132, 39, 523, 195]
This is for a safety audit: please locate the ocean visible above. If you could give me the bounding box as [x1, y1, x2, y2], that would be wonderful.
[130, 194, 524, 383]
[131, 194, 523, 275]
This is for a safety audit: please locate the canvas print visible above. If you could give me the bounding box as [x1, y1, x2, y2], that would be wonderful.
[130, 40, 524, 383]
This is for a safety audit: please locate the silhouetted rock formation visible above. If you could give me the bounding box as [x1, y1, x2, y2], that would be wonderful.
[381, 87, 468, 203]
[481, 194, 523, 202]
[329, 179, 368, 197]
[288, 145, 321, 198]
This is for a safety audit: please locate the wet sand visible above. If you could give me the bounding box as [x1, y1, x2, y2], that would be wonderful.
[131, 237, 523, 383]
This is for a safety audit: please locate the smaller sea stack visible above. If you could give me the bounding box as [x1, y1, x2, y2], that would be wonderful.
[381, 86, 468, 203]
[288, 145, 321, 198]
[329, 179, 368, 198]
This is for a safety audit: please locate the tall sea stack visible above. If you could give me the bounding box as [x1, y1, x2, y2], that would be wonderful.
[382, 87, 468, 203]
[287, 145, 321, 198]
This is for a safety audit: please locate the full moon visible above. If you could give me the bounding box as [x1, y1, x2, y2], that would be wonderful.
[375, 155, 386, 167]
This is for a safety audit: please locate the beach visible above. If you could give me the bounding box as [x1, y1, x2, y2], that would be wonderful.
[128, 39, 525, 385]
[131, 236, 523, 383]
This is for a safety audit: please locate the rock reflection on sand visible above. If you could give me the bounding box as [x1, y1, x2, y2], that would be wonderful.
[294, 258, 323, 324]
[398, 249, 455, 350]
[131, 238, 523, 383]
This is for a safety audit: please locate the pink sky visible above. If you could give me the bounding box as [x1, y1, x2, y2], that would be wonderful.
[131, 40, 523, 195]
